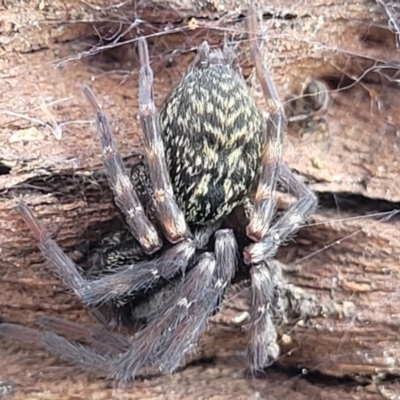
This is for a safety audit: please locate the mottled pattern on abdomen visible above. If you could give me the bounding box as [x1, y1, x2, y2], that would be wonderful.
[160, 63, 262, 225]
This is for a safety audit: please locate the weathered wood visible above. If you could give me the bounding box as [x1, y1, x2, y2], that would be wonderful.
[1, 0, 400, 398]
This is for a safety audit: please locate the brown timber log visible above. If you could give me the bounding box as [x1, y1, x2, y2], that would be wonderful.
[1, 0, 400, 398]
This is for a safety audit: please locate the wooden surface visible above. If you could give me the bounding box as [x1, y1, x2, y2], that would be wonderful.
[1, 0, 400, 398]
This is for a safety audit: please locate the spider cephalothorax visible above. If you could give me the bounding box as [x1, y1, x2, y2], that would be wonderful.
[0, 7, 330, 381]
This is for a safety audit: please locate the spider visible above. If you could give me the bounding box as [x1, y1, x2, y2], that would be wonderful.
[0, 8, 331, 380]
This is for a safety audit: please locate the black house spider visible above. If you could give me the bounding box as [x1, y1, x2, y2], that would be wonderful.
[0, 8, 332, 380]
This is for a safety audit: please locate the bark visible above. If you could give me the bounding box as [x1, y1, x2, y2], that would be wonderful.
[1, 0, 400, 399]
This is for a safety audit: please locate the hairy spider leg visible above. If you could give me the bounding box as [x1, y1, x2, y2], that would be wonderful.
[82, 85, 162, 255]
[0, 230, 237, 380]
[37, 316, 131, 354]
[112, 229, 237, 380]
[0, 322, 113, 375]
[244, 5, 319, 370]
[79, 238, 196, 306]
[245, 8, 284, 243]
[16, 203, 196, 307]
[245, 163, 318, 265]
[138, 38, 189, 243]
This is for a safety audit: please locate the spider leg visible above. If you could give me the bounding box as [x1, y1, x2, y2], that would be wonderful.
[138, 38, 189, 243]
[244, 124, 318, 370]
[244, 163, 317, 265]
[0, 323, 113, 375]
[0, 230, 237, 380]
[245, 5, 285, 242]
[247, 262, 279, 370]
[111, 228, 237, 379]
[82, 85, 162, 255]
[37, 316, 130, 353]
[244, 7, 318, 259]
[79, 238, 196, 306]
[154, 228, 237, 372]
[18, 203, 196, 307]
[247, 257, 334, 371]
[244, 5, 319, 370]
[242, 7, 288, 369]
[18, 202, 84, 294]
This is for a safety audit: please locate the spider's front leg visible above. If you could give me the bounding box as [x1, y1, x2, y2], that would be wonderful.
[244, 6, 319, 370]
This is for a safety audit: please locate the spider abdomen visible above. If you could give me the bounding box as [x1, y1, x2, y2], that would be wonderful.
[160, 48, 262, 225]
